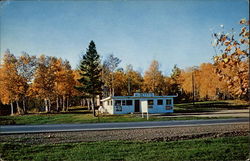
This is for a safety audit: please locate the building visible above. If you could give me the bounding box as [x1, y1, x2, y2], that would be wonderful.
[99, 93, 177, 114]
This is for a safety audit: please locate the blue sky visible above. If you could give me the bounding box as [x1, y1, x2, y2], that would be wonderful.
[0, 0, 249, 75]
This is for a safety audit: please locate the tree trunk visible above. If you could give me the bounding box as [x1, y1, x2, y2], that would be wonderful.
[82, 99, 85, 106]
[112, 73, 114, 96]
[91, 96, 96, 117]
[44, 98, 48, 112]
[62, 95, 65, 112]
[66, 97, 69, 111]
[87, 99, 90, 110]
[22, 99, 26, 114]
[16, 101, 22, 115]
[10, 101, 14, 115]
[48, 98, 51, 112]
[80, 99, 83, 107]
[56, 96, 59, 112]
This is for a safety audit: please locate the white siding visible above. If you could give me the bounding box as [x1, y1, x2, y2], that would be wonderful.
[101, 96, 175, 114]
[101, 100, 114, 114]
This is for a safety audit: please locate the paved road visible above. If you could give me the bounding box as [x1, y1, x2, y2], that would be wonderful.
[0, 118, 248, 134]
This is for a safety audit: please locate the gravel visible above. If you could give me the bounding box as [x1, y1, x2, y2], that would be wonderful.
[0, 123, 248, 144]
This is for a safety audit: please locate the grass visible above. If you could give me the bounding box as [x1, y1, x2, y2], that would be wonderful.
[0, 113, 232, 125]
[0, 136, 249, 161]
[174, 100, 249, 113]
[0, 100, 248, 125]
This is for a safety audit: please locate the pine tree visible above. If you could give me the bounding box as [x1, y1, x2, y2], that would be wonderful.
[76, 41, 103, 116]
[170, 64, 181, 96]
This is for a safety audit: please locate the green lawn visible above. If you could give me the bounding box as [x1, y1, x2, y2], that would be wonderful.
[0, 100, 248, 125]
[0, 113, 232, 125]
[174, 100, 249, 113]
[0, 136, 248, 161]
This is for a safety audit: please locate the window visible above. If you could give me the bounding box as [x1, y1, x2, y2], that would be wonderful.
[115, 105, 122, 111]
[122, 100, 126, 106]
[166, 106, 172, 110]
[166, 99, 172, 105]
[157, 99, 163, 105]
[107, 101, 109, 106]
[148, 100, 154, 105]
[148, 100, 154, 108]
[126, 100, 133, 105]
[110, 100, 113, 105]
[115, 100, 121, 106]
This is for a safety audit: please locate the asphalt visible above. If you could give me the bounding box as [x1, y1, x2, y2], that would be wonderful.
[0, 118, 248, 134]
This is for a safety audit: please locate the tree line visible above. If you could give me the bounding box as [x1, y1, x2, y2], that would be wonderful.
[0, 19, 249, 115]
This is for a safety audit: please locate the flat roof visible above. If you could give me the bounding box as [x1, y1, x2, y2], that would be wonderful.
[101, 95, 177, 102]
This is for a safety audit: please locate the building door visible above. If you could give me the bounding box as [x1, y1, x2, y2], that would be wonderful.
[134, 100, 140, 112]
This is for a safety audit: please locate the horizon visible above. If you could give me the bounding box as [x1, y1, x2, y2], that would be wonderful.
[0, 0, 249, 76]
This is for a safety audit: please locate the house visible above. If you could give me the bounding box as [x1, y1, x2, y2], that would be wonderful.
[99, 93, 177, 114]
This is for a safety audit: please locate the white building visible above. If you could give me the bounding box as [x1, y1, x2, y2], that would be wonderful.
[100, 93, 177, 114]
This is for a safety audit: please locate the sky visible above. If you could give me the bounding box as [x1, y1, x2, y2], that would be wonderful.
[0, 0, 249, 75]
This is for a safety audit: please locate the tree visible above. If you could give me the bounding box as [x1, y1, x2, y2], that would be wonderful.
[113, 70, 127, 96]
[16, 52, 37, 113]
[76, 41, 103, 116]
[125, 64, 143, 95]
[54, 59, 75, 112]
[0, 51, 22, 115]
[31, 55, 56, 112]
[103, 54, 121, 96]
[196, 63, 228, 100]
[143, 60, 165, 95]
[170, 64, 181, 95]
[211, 18, 249, 99]
[179, 67, 200, 102]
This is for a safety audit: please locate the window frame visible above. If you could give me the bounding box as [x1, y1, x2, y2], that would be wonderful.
[166, 99, 172, 105]
[115, 100, 121, 106]
[126, 100, 133, 106]
[122, 100, 126, 106]
[157, 99, 163, 105]
[148, 100, 154, 105]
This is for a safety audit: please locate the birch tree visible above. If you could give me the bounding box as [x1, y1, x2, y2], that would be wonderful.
[103, 54, 121, 96]
[16, 52, 37, 113]
[0, 51, 21, 115]
[31, 55, 56, 112]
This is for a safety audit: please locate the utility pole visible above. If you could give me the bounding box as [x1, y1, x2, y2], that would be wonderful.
[128, 77, 131, 96]
[192, 71, 195, 106]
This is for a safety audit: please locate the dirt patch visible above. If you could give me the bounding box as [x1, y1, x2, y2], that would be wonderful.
[0, 123, 248, 144]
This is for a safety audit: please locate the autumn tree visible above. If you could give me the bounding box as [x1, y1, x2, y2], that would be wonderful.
[54, 59, 75, 112]
[72, 69, 86, 107]
[103, 54, 121, 96]
[16, 52, 37, 113]
[196, 63, 228, 100]
[76, 41, 103, 116]
[179, 67, 200, 102]
[211, 18, 249, 99]
[31, 55, 56, 112]
[143, 60, 165, 95]
[125, 64, 143, 95]
[0, 51, 23, 115]
[113, 69, 127, 96]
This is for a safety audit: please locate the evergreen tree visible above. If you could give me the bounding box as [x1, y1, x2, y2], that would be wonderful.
[76, 41, 103, 116]
[170, 64, 181, 94]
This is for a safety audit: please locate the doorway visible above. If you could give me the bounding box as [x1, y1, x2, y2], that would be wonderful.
[134, 100, 140, 112]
